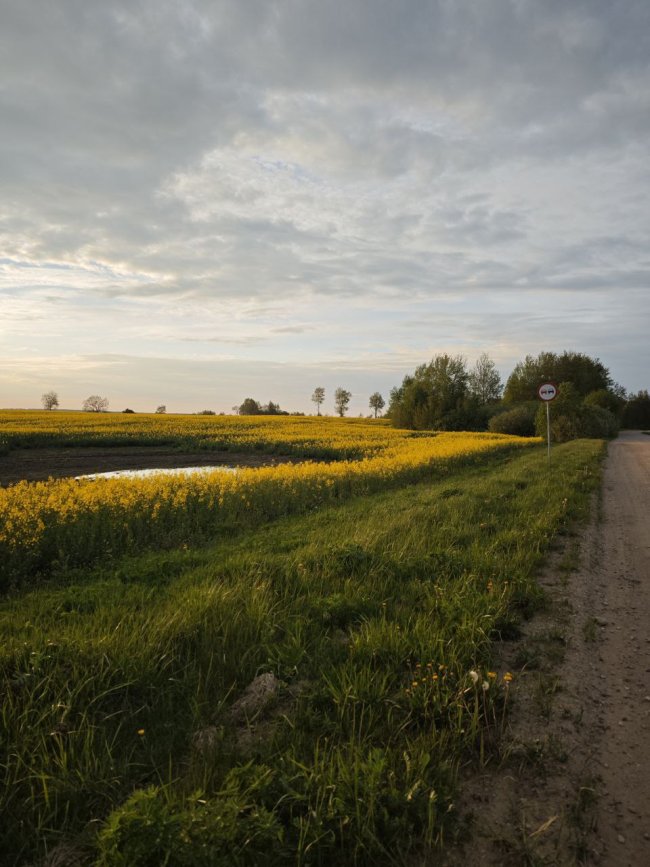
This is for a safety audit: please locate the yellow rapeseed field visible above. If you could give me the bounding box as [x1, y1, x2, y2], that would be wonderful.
[0, 412, 538, 584]
[0, 409, 408, 458]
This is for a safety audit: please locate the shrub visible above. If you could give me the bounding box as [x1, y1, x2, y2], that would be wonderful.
[583, 389, 625, 416]
[621, 390, 650, 429]
[488, 404, 537, 437]
[535, 400, 618, 442]
[96, 770, 283, 867]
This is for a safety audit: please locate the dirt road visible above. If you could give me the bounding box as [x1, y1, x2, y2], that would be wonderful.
[587, 431, 650, 864]
[444, 432, 650, 866]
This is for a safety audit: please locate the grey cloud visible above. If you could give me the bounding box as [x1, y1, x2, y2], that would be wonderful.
[1, 0, 648, 407]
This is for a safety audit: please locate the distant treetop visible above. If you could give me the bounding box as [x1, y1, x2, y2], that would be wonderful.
[41, 391, 59, 411]
[82, 395, 109, 413]
[503, 351, 611, 403]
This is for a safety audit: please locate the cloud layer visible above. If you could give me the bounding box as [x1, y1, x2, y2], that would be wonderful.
[1, 0, 649, 411]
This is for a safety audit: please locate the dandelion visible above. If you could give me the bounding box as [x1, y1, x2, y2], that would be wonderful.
[482, 681, 490, 691]
[137, 728, 145, 736]
[503, 672, 513, 684]
[487, 671, 497, 679]
[469, 670, 479, 685]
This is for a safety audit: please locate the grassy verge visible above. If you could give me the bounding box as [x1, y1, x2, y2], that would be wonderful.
[0, 440, 603, 865]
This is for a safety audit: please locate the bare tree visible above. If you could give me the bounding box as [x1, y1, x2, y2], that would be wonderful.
[369, 392, 385, 418]
[155, 405, 166, 414]
[82, 395, 109, 412]
[311, 387, 325, 415]
[334, 387, 351, 417]
[41, 391, 59, 411]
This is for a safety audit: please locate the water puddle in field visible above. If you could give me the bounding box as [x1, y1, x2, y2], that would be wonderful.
[76, 466, 239, 480]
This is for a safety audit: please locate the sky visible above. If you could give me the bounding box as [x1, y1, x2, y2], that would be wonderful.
[1, 0, 649, 415]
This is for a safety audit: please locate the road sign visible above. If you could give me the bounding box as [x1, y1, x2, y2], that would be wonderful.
[538, 382, 558, 402]
[537, 383, 558, 464]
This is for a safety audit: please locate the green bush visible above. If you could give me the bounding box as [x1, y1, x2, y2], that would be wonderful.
[534, 384, 619, 442]
[621, 391, 650, 428]
[583, 389, 624, 416]
[96, 768, 283, 867]
[488, 404, 537, 437]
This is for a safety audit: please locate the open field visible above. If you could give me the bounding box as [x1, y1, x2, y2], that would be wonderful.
[0, 411, 407, 459]
[0, 420, 604, 865]
[0, 418, 535, 590]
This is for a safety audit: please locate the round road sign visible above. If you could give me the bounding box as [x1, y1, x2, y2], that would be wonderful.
[538, 382, 558, 401]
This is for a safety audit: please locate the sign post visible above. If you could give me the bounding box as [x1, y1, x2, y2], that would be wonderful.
[537, 382, 558, 464]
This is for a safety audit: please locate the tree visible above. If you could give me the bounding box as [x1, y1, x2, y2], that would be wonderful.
[388, 354, 475, 430]
[621, 390, 650, 428]
[311, 387, 325, 416]
[238, 398, 262, 415]
[369, 392, 385, 418]
[504, 351, 612, 403]
[468, 353, 502, 404]
[41, 391, 59, 411]
[334, 387, 352, 417]
[82, 395, 109, 412]
[155, 405, 166, 414]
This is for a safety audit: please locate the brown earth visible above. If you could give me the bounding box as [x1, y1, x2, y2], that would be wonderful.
[443, 431, 650, 866]
[0, 445, 308, 487]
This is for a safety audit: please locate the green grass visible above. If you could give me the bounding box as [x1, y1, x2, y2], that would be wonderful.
[0, 440, 603, 865]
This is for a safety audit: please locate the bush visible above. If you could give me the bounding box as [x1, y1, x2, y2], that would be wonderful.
[96, 770, 283, 867]
[535, 402, 618, 442]
[621, 391, 650, 429]
[488, 404, 537, 437]
[583, 389, 624, 416]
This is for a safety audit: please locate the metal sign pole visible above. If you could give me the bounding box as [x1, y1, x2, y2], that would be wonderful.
[537, 382, 558, 467]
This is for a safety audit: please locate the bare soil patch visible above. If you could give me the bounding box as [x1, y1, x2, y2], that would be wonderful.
[0, 446, 308, 487]
[444, 431, 650, 866]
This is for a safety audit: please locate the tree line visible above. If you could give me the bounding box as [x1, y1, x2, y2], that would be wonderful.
[39, 349, 650, 437]
[387, 350, 650, 440]
[234, 390, 385, 418]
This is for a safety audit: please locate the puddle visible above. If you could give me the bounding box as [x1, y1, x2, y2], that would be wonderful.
[76, 466, 238, 480]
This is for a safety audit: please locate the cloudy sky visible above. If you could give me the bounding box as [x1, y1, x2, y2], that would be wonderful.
[1, 0, 648, 414]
